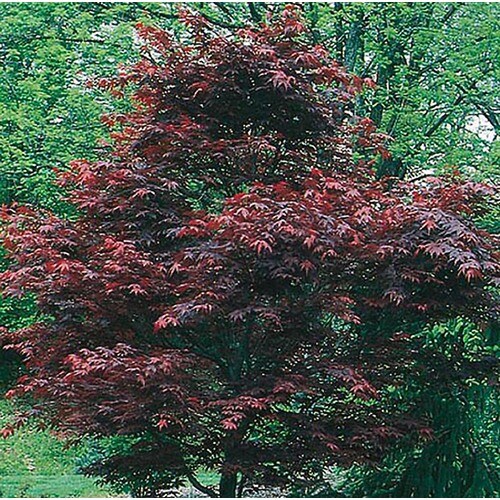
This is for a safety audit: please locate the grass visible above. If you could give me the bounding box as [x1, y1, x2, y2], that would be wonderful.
[0, 399, 113, 497]
[0, 398, 219, 497]
[0, 474, 110, 498]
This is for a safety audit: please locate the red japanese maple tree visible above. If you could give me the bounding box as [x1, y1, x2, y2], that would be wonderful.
[1, 7, 498, 497]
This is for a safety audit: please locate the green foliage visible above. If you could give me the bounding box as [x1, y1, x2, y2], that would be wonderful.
[330, 387, 499, 498]
[420, 316, 498, 360]
[313, 318, 500, 498]
[306, 3, 500, 179]
[0, 3, 140, 209]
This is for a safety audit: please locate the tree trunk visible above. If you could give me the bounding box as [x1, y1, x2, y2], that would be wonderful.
[219, 472, 238, 498]
[344, 13, 363, 72]
[218, 315, 252, 497]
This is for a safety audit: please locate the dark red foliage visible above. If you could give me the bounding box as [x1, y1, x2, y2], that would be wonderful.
[1, 6, 498, 497]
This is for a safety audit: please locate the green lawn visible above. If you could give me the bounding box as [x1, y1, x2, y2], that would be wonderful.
[0, 400, 113, 497]
[0, 399, 219, 497]
[0, 474, 111, 498]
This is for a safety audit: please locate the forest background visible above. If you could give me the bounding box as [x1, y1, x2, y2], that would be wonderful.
[0, 2, 498, 498]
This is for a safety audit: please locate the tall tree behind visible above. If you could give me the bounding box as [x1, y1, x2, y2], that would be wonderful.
[0, 3, 143, 209]
[308, 2, 499, 179]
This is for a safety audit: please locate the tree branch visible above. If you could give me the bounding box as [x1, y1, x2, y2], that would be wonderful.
[213, 3, 233, 17]
[248, 2, 262, 24]
[441, 4, 459, 26]
[455, 81, 500, 133]
[28, 35, 123, 49]
[136, 4, 178, 21]
[424, 93, 466, 138]
[194, 5, 244, 30]
[416, 55, 448, 78]
[139, 3, 243, 30]
[186, 470, 218, 498]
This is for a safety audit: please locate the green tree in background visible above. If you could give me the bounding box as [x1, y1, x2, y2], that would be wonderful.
[308, 3, 499, 179]
[0, 3, 139, 210]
